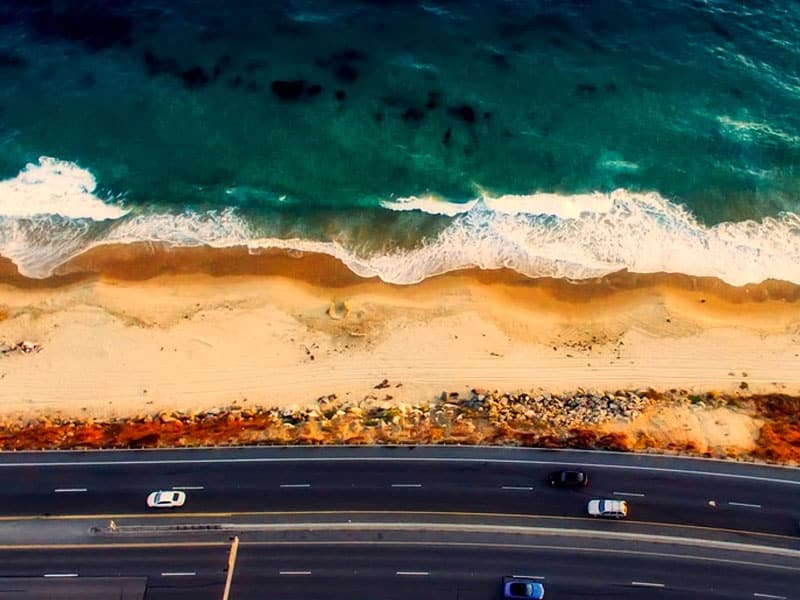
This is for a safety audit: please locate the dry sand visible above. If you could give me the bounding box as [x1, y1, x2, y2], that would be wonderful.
[1, 245, 799, 428]
[603, 401, 765, 456]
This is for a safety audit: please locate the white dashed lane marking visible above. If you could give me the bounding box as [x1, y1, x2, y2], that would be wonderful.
[729, 502, 762, 509]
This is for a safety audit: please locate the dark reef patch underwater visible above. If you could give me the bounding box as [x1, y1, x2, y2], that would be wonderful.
[0, 0, 798, 284]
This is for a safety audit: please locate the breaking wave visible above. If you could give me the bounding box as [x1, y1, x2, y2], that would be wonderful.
[1, 158, 799, 286]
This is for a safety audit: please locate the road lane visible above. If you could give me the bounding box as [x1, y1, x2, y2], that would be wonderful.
[0, 546, 228, 579]
[0, 577, 147, 599]
[230, 541, 800, 600]
[0, 447, 797, 598]
[0, 448, 797, 538]
[3, 540, 793, 600]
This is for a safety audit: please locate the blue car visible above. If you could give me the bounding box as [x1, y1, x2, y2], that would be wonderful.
[503, 576, 545, 599]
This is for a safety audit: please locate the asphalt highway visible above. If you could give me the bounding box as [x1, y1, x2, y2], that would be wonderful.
[0, 447, 797, 536]
[0, 540, 797, 600]
[0, 546, 226, 600]
[0, 447, 798, 599]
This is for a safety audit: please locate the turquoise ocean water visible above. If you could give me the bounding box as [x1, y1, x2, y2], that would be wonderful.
[0, 0, 798, 284]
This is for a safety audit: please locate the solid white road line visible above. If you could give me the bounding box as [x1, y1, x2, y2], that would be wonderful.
[161, 572, 196, 577]
[512, 574, 545, 580]
[53, 488, 87, 493]
[729, 502, 762, 509]
[502, 486, 534, 491]
[753, 594, 787, 599]
[613, 491, 645, 497]
[631, 581, 665, 587]
[391, 484, 422, 488]
[280, 484, 311, 488]
[44, 573, 78, 578]
[172, 486, 204, 491]
[279, 571, 311, 575]
[7, 456, 800, 487]
[396, 571, 429, 576]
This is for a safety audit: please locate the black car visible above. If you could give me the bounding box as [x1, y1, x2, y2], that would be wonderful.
[548, 469, 589, 488]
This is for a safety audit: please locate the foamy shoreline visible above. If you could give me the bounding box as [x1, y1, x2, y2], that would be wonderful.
[3, 158, 800, 286]
[0, 244, 799, 423]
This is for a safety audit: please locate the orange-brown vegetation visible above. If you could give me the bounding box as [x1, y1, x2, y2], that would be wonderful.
[0, 411, 634, 452]
[0, 391, 796, 465]
[751, 395, 800, 463]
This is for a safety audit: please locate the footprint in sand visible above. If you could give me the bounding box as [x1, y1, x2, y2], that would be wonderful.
[326, 301, 350, 320]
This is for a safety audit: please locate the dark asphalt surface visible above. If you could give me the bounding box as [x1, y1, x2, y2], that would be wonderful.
[0, 447, 798, 536]
[0, 546, 226, 600]
[0, 541, 797, 600]
[1, 447, 798, 599]
[0, 577, 147, 599]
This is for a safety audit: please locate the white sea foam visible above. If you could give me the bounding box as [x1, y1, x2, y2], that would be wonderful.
[381, 194, 477, 217]
[105, 208, 254, 246]
[382, 190, 615, 219]
[288, 11, 335, 23]
[420, 3, 454, 18]
[0, 215, 95, 279]
[390, 53, 440, 74]
[0, 156, 129, 220]
[377, 189, 800, 285]
[599, 159, 640, 172]
[717, 115, 800, 145]
[0, 156, 130, 277]
[2, 168, 800, 287]
[287, 0, 353, 22]
[481, 192, 615, 219]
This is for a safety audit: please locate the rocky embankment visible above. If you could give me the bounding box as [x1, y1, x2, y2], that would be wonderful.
[0, 386, 797, 464]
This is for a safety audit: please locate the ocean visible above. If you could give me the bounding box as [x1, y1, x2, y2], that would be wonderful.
[0, 0, 798, 285]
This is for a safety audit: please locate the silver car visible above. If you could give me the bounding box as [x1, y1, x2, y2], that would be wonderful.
[146, 490, 187, 508]
[587, 498, 628, 518]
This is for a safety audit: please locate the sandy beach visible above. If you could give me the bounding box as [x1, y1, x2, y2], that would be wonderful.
[0, 244, 799, 426]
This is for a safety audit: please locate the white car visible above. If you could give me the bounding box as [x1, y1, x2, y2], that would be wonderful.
[587, 498, 628, 518]
[146, 490, 186, 508]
